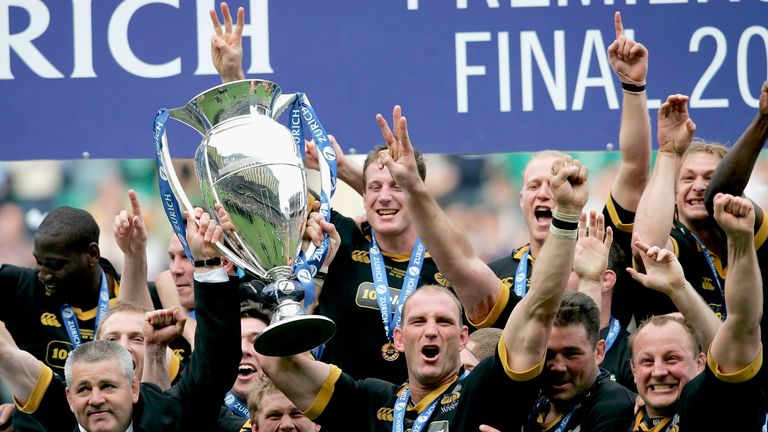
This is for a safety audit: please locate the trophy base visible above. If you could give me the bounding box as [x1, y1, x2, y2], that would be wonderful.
[253, 315, 336, 357]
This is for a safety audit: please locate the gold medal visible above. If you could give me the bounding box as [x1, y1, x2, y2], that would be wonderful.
[381, 340, 400, 361]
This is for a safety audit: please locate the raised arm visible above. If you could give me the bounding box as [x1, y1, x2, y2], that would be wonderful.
[376, 106, 502, 324]
[306, 136, 364, 196]
[633, 94, 697, 251]
[573, 211, 613, 328]
[143, 307, 186, 390]
[704, 82, 768, 226]
[0, 320, 41, 407]
[607, 11, 651, 212]
[114, 189, 152, 309]
[209, 2, 245, 83]
[504, 156, 588, 371]
[710, 193, 762, 372]
[627, 233, 720, 350]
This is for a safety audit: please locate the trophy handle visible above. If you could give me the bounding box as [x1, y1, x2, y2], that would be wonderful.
[158, 124, 269, 278]
[271, 93, 299, 119]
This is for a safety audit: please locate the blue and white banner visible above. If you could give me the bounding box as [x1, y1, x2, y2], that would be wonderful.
[1, 0, 766, 160]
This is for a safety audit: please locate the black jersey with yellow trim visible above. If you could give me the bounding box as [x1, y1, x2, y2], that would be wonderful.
[315, 211, 448, 385]
[0, 257, 120, 372]
[632, 349, 765, 431]
[309, 338, 544, 432]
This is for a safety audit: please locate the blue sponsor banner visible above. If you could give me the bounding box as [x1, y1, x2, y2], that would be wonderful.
[1, 0, 766, 160]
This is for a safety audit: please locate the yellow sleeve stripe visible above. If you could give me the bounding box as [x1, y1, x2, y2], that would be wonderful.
[707, 347, 763, 383]
[467, 280, 509, 329]
[498, 338, 544, 382]
[604, 193, 633, 233]
[14, 364, 53, 414]
[754, 211, 768, 250]
[168, 352, 180, 382]
[304, 364, 342, 420]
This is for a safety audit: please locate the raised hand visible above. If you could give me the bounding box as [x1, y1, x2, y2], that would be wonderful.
[573, 211, 613, 282]
[607, 11, 648, 86]
[209, 2, 245, 83]
[550, 156, 589, 215]
[113, 189, 147, 256]
[144, 307, 187, 347]
[657, 94, 696, 155]
[626, 233, 688, 297]
[184, 208, 224, 261]
[375, 105, 422, 191]
[713, 193, 755, 243]
[304, 203, 340, 266]
[305, 135, 347, 171]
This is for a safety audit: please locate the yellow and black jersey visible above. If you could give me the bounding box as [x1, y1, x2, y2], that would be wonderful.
[0, 258, 120, 372]
[632, 350, 764, 431]
[309, 339, 543, 432]
[316, 211, 448, 385]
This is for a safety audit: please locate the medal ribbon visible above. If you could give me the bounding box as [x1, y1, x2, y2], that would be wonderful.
[604, 316, 621, 353]
[224, 391, 250, 419]
[152, 109, 194, 262]
[392, 370, 469, 432]
[289, 94, 337, 310]
[679, 225, 726, 320]
[61, 269, 110, 348]
[514, 248, 530, 297]
[369, 232, 426, 340]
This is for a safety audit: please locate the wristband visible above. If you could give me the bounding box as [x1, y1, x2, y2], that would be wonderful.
[552, 208, 580, 223]
[550, 225, 578, 239]
[194, 257, 222, 268]
[621, 82, 646, 93]
[550, 207, 579, 239]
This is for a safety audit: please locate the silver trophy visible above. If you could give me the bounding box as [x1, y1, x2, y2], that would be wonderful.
[159, 79, 335, 356]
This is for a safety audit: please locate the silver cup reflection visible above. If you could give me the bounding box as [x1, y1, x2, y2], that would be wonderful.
[160, 79, 335, 356]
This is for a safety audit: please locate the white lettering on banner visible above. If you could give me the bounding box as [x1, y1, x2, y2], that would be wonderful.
[737, 26, 768, 108]
[194, 0, 273, 75]
[455, 32, 491, 113]
[457, 29, 618, 113]
[109, 0, 181, 78]
[72, 0, 95, 78]
[521, 30, 566, 111]
[689, 26, 729, 108]
[0, 0, 63, 79]
[406, 0, 759, 9]
[572, 30, 618, 110]
[1, 0, 272, 79]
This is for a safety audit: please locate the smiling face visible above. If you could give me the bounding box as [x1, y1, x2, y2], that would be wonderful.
[34, 234, 94, 299]
[251, 389, 320, 432]
[363, 163, 414, 243]
[168, 235, 195, 310]
[66, 360, 139, 432]
[520, 155, 559, 249]
[97, 310, 146, 382]
[676, 151, 721, 227]
[543, 325, 604, 405]
[631, 320, 705, 417]
[394, 287, 468, 387]
[232, 317, 268, 400]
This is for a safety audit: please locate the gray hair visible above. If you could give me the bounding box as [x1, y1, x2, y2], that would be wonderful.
[64, 340, 134, 388]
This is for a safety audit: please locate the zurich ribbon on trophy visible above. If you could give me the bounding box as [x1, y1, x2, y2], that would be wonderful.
[152, 79, 337, 356]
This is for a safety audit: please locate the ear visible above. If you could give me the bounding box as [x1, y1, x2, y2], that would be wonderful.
[694, 351, 706, 374]
[595, 339, 606, 365]
[86, 242, 100, 265]
[65, 387, 75, 413]
[460, 326, 469, 351]
[602, 270, 616, 293]
[393, 327, 405, 352]
[131, 377, 140, 404]
[222, 257, 234, 274]
[251, 419, 259, 432]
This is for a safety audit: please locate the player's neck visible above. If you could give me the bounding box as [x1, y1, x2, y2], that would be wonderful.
[69, 268, 106, 308]
[373, 228, 419, 255]
[408, 369, 457, 405]
[528, 238, 543, 258]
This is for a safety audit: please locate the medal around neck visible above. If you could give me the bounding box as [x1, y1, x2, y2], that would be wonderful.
[381, 340, 400, 361]
[154, 79, 335, 357]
